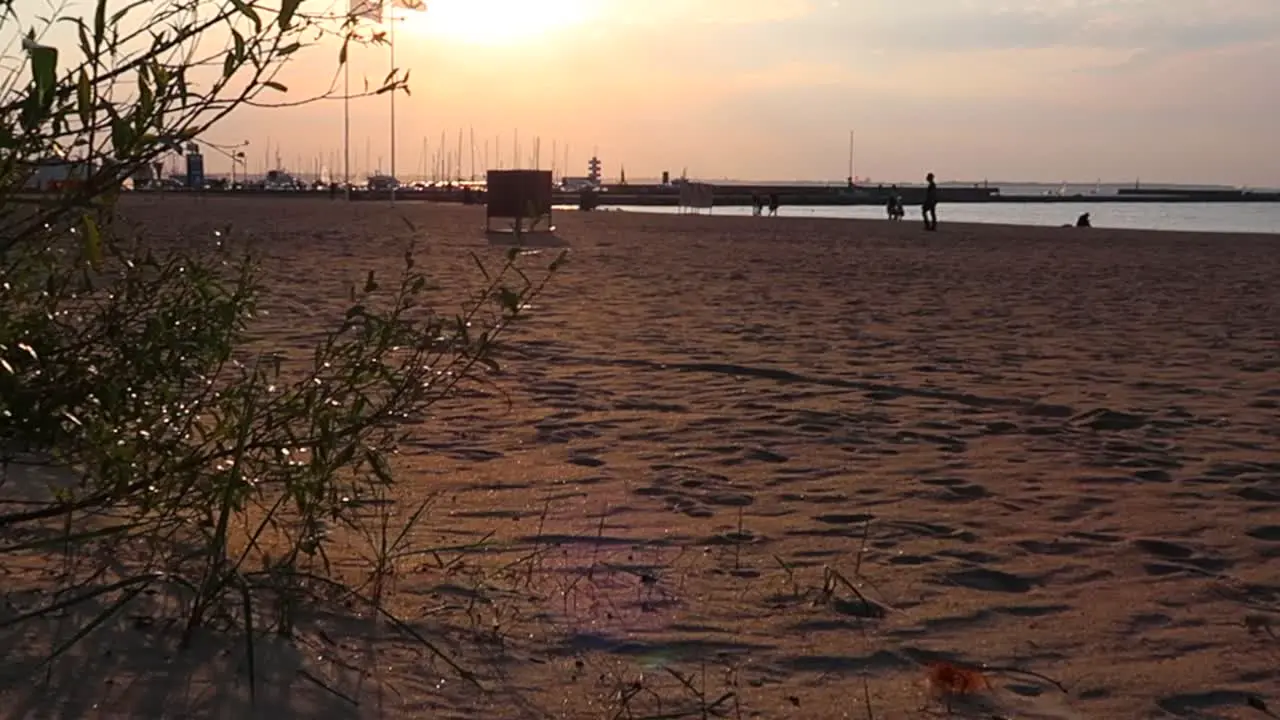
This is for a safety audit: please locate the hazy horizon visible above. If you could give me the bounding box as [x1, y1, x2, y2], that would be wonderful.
[9, 0, 1280, 186]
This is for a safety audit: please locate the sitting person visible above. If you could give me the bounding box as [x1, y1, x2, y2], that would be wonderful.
[886, 185, 905, 220]
[1076, 212, 1092, 228]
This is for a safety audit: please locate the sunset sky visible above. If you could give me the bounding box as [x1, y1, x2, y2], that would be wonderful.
[14, 0, 1280, 184]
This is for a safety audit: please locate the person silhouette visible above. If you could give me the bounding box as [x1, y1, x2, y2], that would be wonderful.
[922, 173, 938, 231]
[886, 184, 904, 220]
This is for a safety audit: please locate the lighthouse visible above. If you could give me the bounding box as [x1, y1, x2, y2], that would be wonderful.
[587, 155, 602, 187]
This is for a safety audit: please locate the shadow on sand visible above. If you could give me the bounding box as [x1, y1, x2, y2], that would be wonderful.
[484, 230, 570, 249]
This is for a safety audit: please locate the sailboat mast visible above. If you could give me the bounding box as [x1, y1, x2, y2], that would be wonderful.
[469, 127, 476, 181]
[847, 129, 854, 184]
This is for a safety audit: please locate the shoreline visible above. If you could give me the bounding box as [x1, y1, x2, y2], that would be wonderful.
[108, 192, 1279, 237]
[592, 203, 1280, 237]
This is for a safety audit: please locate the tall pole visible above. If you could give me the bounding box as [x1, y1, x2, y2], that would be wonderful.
[343, 58, 350, 198]
[469, 127, 476, 181]
[847, 129, 854, 185]
[389, 10, 397, 204]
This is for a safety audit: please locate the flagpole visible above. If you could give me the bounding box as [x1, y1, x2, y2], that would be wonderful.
[389, 6, 397, 205]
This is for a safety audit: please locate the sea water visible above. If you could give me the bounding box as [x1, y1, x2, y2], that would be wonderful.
[608, 202, 1280, 235]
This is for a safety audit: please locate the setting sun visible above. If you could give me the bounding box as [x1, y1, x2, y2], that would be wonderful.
[402, 0, 596, 46]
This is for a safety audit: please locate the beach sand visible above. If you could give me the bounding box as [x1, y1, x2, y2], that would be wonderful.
[3, 195, 1279, 719]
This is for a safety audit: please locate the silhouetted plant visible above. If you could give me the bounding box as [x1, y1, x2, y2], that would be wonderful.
[0, 0, 562, 700]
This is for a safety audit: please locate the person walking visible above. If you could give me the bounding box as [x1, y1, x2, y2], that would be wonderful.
[922, 172, 938, 231]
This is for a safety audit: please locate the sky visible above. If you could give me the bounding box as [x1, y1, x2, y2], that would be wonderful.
[9, 0, 1280, 184]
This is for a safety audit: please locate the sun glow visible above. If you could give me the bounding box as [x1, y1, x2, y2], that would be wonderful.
[405, 0, 596, 46]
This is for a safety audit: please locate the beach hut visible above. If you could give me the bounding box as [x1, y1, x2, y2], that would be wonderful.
[485, 169, 554, 233]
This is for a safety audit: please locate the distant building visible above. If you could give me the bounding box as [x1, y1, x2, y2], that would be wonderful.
[366, 172, 399, 191]
[130, 162, 157, 189]
[264, 168, 302, 190]
[23, 156, 92, 192]
[560, 176, 596, 192]
[185, 143, 205, 189]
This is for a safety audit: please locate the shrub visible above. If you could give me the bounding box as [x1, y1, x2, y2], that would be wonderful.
[0, 0, 560, 700]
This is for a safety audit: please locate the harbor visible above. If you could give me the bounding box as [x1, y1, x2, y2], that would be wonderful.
[339, 183, 1280, 206]
[141, 181, 1280, 207]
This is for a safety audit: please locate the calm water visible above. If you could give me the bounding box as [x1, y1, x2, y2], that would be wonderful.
[607, 202, 1280, 235]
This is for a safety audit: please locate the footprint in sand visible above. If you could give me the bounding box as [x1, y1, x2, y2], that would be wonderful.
[1245, 525, 1280, 541]
[1130, 537, 1234, 575]
[1072, 408, 1148, 432]
[1157, 690, 1268, 718]
[941, 567, 1038, 594]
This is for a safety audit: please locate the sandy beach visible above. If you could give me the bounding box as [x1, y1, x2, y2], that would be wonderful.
[4, 195, 1279, 719]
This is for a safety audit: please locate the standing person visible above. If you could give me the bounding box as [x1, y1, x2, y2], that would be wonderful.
[922, 172, 938, 230]
[768, 193, 780, 216]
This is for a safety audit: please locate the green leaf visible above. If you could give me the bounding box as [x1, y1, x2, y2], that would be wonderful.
[150, 60, 168, 93]
[110, 113, 134, 156]
[81, 215, 103, 268]
[94, 0, 107, 48]
[76, 69, 91, 126]
[137, 67, 154, 117]
[230, 0, 262, 32]
[278, 0, 301, 30]
[112, 0, 150, 26]
[262, 80, 287, 92]
[365, 449, 394, 485]
[26, 44, 58, 103]
[77, 21, 91, 60]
